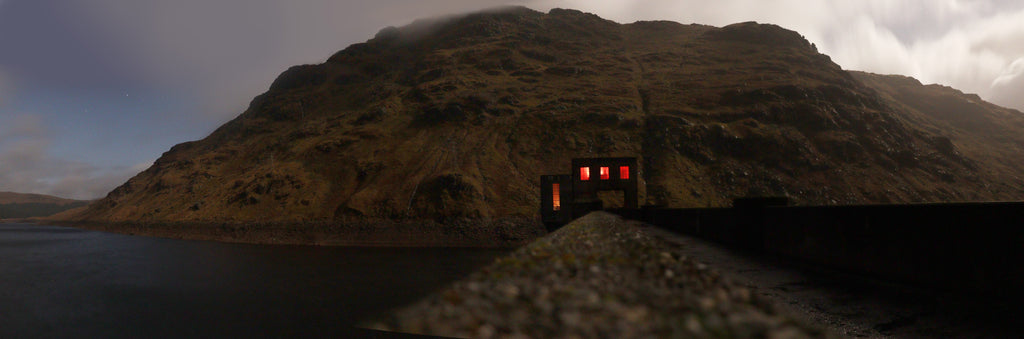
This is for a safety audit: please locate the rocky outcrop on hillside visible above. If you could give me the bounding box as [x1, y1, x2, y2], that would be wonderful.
[73, 7, 1024, 225]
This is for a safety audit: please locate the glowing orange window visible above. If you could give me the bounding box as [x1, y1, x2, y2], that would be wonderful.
[580, 167, 590, 181]
[600, 167, 610, 180]
[620, 166, 629, 179]
[552, 183, 561, 211]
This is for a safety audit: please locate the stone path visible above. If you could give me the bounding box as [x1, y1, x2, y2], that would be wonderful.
[369, 212, 836, 338]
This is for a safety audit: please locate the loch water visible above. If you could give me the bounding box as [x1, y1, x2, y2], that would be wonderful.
[0, 223, 505, 337]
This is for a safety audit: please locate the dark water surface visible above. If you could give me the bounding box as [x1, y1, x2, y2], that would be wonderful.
[0, 223, 506, 337]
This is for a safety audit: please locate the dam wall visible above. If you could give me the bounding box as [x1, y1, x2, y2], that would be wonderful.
[613, 201, 1024, 298]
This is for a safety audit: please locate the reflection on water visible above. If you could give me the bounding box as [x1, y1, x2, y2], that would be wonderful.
[0, 223, 505, 337]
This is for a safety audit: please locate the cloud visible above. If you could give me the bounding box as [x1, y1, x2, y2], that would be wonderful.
[0, 114, 147, 199]
[990, 57, 1024, 112]
[523, 0, 1024, 112]
[0, 68, 12, 107]
[60, 0, 1023, 117]
[72, 0, 517, 124]
[0, 114, 46, 145]
[868, 5, 1024, 110]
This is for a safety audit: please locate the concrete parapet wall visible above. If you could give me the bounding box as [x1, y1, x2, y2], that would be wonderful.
[614, 202, 1024, 298]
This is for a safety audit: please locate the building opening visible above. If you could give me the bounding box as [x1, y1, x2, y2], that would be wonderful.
[552, 183, 561, 211]
[598, 190, 625, 209]
[540, 157, 639, 232]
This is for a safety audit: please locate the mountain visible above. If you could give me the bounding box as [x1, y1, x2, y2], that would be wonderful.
[0, 192, 90, 219]
[72, 7, 1024, 226]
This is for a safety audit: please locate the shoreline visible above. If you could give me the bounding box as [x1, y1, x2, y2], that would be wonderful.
[38, 217, 546, 248]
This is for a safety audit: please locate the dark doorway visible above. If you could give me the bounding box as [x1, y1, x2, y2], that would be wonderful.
[598, 190, 625, 209]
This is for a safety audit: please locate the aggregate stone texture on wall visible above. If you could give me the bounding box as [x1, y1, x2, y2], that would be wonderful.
[370, 212, 837, 338]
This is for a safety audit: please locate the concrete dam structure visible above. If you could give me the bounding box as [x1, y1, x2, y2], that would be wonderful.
[541, 158, 1024, 299]
[614, 200, 1024, 299]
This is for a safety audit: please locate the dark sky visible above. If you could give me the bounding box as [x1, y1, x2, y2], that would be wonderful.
[1, 0, 1022, 199]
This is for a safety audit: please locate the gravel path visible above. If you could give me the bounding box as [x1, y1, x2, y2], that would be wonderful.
[369, 212, 838, 338]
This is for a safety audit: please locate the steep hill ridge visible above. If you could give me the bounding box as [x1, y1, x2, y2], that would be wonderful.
[73, 7, 1024, 225]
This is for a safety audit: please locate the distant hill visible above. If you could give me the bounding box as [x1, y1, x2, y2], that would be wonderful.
[0, 191, 82, 205]
[0, 192, 90, 219]
[73, 7, 1024, 226]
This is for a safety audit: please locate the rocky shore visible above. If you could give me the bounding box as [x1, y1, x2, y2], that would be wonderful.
[369, 212, 837, 338]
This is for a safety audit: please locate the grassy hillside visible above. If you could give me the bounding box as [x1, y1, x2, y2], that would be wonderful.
[72, 7, 1024, 225]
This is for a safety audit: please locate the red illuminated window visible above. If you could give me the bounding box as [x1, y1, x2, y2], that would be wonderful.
[580, 167, 590, 181]
[600, 167, 610, 180]
[552, 183, 561, 211]
[620, 166, 629, 179]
